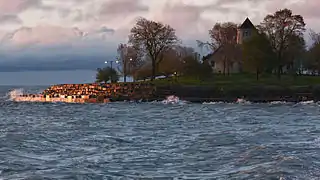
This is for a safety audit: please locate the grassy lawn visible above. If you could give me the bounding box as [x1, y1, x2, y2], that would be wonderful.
[153, 73, 320, 88]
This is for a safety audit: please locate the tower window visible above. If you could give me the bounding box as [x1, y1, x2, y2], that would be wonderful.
[244, 31, 249, 37]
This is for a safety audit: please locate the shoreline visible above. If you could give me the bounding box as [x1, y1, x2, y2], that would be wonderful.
[9, 82, 320, 104]
[12, 94, 317, 104]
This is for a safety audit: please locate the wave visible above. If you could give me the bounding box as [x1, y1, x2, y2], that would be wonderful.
[203, 99, 320, 106]
[298, 100, 314, 105]
[161, 95, 188, 105]
[0, 88, 25, 101]
[8, 88, 24, 100]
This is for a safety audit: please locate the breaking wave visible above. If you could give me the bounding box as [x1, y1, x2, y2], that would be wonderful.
[1, 88, 25, 101]
[202, 99, 320, 106]
[161, 95, 188, 105]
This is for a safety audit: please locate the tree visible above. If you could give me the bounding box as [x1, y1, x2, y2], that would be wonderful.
[117, 43, 142, 82]
[306, 30, 320, 74]
[283, 34, 306, 76]
[310, 30, 320, 45]
[182, 54, 212, 80]
[198, 22, 238, 75]
[128, 18, 179, 80]
[242, 31, 275, 80]
[259, 8, 306, 78]
[158, 45, 196, 76]
[96, 67, 119, 83]
[158, 47, 183, 76]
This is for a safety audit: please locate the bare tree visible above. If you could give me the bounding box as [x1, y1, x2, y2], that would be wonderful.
[117, 43, 145, 82]
[128, 17, 179, 80]
[197, 22, 237, 51]
[198, 22, 238, 75]
[259, 8, 306, 78]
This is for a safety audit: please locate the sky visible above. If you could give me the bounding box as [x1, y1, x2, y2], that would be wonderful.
[0, 0, 319, 72]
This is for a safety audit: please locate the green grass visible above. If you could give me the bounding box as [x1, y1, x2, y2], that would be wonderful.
[153, 73, 320, 88]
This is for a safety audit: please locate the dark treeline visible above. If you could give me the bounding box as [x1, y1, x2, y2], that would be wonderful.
[97, 8, 320, 82]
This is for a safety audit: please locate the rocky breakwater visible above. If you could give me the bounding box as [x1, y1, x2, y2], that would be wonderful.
[13, 82, 156, 103]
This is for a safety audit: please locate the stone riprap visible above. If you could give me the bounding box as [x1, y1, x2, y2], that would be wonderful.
[13, 83, 156, 103]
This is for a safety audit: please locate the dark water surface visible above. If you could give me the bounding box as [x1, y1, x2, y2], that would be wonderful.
[0, 86, 320, 179]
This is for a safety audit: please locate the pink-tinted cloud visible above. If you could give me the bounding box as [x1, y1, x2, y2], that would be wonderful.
[0, 0, 41, 14]
[1, 0, 320, 49]
[3, 25, 85, 45]
[0, 14, 21, 24]
[288, 0, 320, 20]
[99, 0, 148, 16]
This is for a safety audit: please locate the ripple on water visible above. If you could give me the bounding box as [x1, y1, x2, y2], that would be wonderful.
[0, 86, 320, 179]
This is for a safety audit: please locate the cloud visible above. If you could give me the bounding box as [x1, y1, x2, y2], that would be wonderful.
[99, 0, 149, 17]
[296, 0, 320, 20]
[96, 26, 115, 34]
[0, 0, 42, 14]
[0, 0, 319, 72]
[1, 25, 87, 46]
[0, 14, 21, 24]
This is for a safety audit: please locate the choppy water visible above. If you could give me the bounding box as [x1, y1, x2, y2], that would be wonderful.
[0, 86, 320, 180]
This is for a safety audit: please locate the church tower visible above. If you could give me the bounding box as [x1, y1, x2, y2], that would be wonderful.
[237, 18, 255, 44]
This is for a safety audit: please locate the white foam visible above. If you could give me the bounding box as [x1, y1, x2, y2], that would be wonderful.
[298, 100, 314, 105]
[162, 95, 187, 105]
[236, 98, 251, 104]
[269, 101, 288, 105]
[7, 88, 24, 101]
[202, 102, 224, 105]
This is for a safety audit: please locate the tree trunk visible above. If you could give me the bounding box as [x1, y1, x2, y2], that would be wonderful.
[123, 60, 127, 82]
[223, 57, 226, 76]
[256, 68, 259, 81]
[124, 75, 127, 83]
[227, 60, 230, 76]
[277, 65, 282, 80]
[151, 58, 156, 81]
[277, 48, 282, 80]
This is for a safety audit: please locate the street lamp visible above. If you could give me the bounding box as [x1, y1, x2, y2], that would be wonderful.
[105, 60, 120, 69]
[104, 59, 120, 83]
[104, 61, 114, 69]
[128, 58, 133, 72]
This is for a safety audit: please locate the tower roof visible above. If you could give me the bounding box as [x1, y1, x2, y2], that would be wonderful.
[239, 18, 255, 29]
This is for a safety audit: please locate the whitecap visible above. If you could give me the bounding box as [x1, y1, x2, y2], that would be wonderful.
[162, 95, 187, 105]
[236, 98, 251, 104]
[7, 88, 24, 101]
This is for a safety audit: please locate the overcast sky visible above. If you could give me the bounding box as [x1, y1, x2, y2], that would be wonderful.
[0, 0, 319, 71]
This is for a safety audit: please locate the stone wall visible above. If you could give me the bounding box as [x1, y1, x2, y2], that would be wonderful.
[42, 82, 155, 100]
[14, 82, 156, 103]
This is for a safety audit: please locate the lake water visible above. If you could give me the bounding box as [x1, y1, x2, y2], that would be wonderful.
[0, 85, 320, 179]
[0, 70, 133, 86]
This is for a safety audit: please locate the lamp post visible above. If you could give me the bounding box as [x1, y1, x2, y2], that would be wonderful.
[114, 58, 133, 82]
[105, 60, 120, 69]
[104, 60, 120, 83]
[128, 58, 133, 82]
[105, 61, 113, 69]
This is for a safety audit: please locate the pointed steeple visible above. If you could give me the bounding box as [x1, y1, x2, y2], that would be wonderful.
[239, 17, 255, 29]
